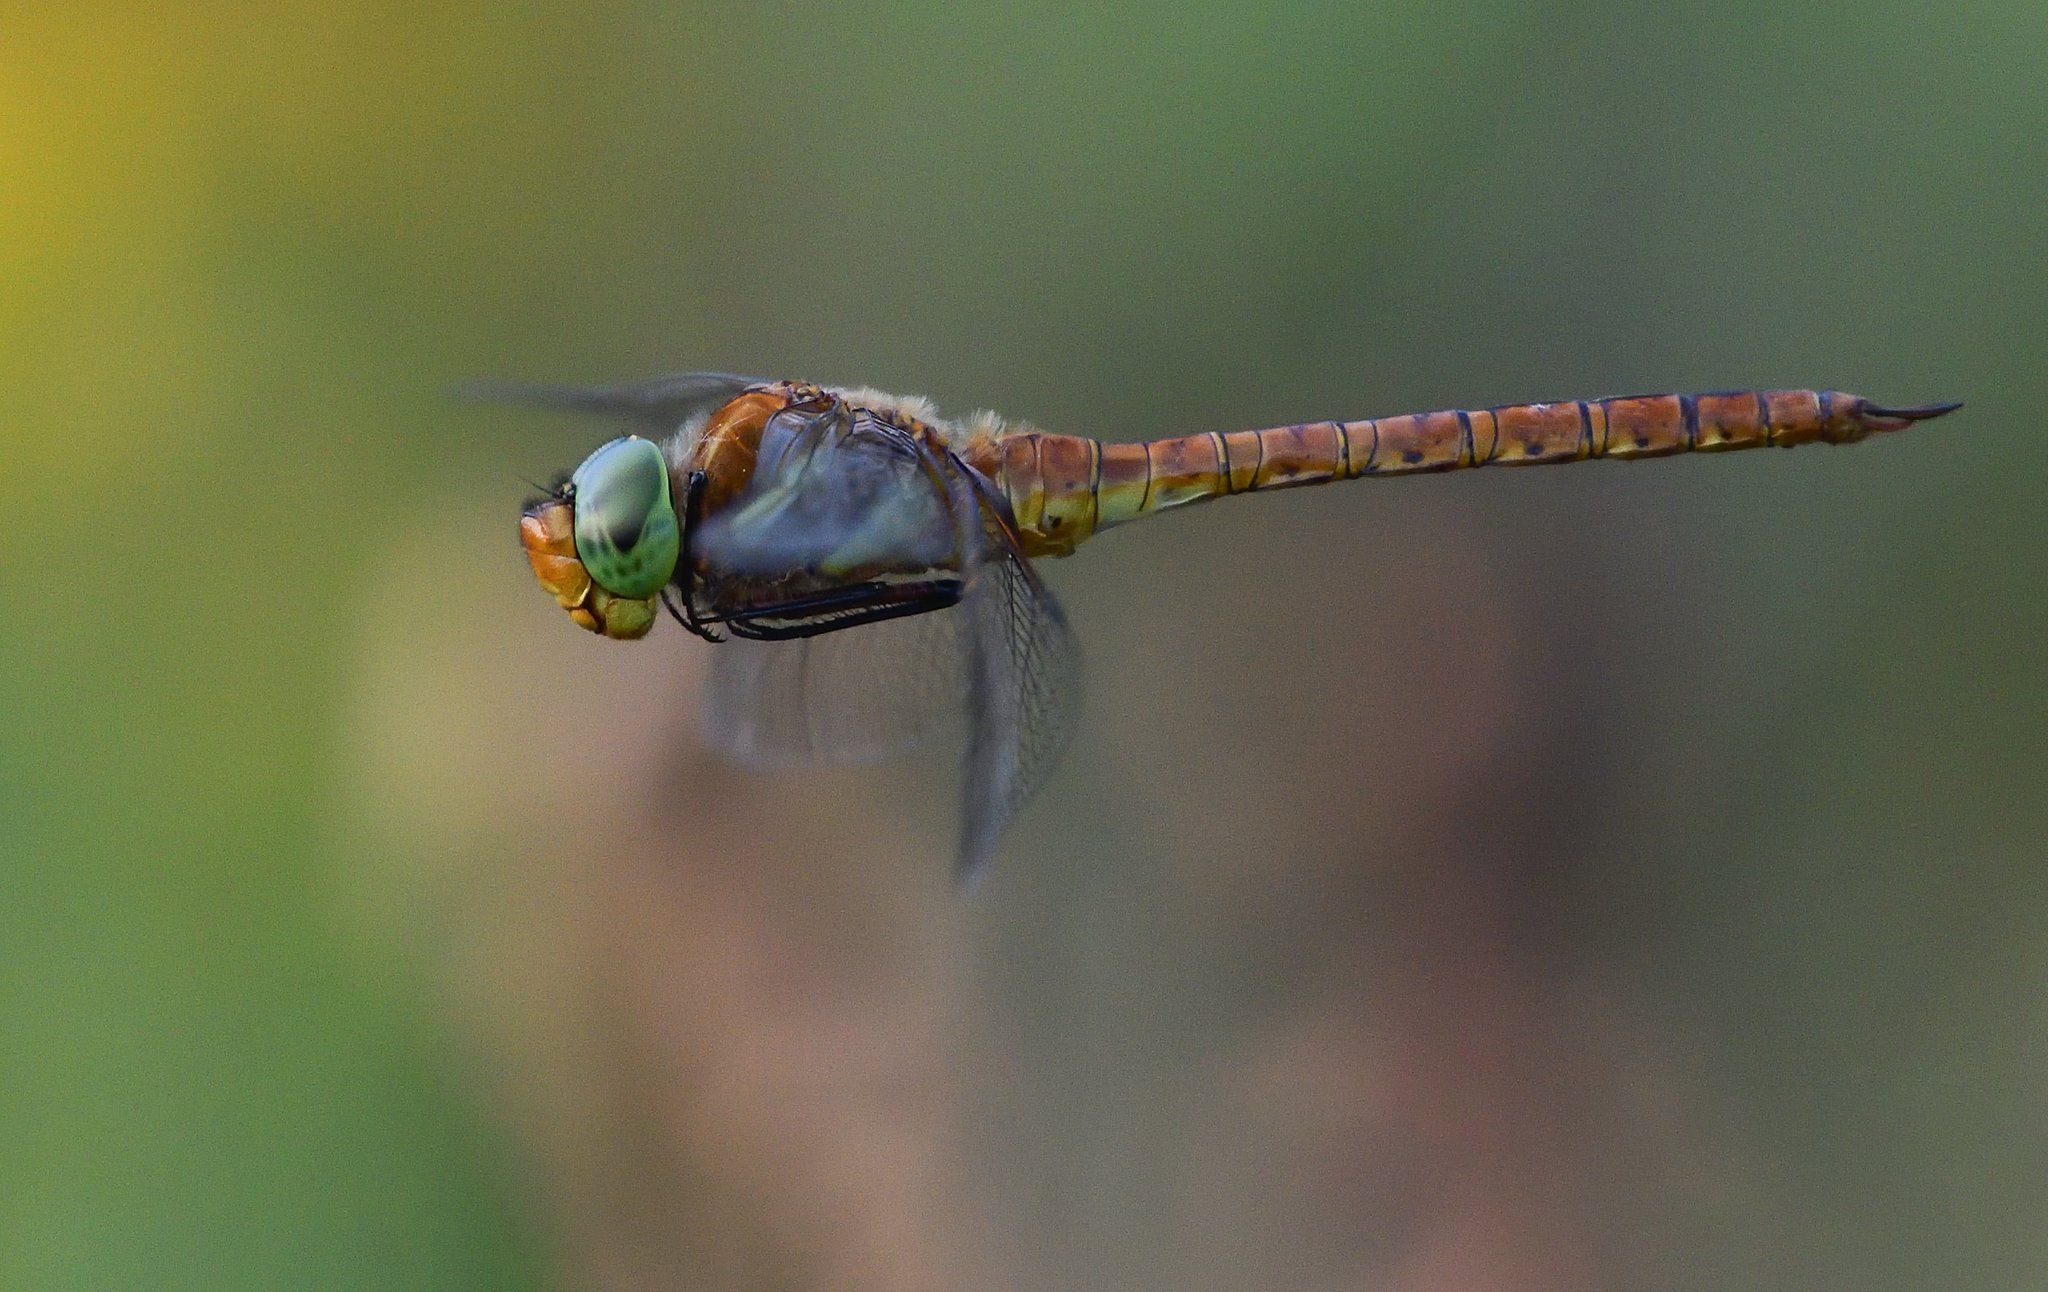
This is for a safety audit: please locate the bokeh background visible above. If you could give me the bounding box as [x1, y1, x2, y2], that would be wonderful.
[6, 3, 2045, 1289]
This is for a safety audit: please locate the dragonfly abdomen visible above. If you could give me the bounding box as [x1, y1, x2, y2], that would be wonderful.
[990, 390, 1956, 556]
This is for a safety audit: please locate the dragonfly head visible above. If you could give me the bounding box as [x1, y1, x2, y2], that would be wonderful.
[519, 436, 679, 640]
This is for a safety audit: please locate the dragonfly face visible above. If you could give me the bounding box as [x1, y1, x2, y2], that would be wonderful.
[518, 435, 677, 640]
[507, 378, 1084, 882]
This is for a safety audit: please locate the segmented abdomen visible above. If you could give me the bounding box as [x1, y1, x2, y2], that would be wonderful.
[989, 390, 1954, 557]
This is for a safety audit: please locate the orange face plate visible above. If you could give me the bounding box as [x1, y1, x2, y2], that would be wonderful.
[519, 496, 655, 640]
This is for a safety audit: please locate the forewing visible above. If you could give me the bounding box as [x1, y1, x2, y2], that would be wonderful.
[464, 371, 764, 435]
[699, 611, 968, 767]
[697, 490, 1082, 815]
[689, 409, 1083, 882]
[695, 397, 977, 765]
[953, 504, 1083, 885]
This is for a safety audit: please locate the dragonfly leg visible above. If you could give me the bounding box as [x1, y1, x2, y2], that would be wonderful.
[664, 470, 727, 642]
[716, 579, 965, 641]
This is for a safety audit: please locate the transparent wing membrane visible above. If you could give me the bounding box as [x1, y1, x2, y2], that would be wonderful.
[954, 540, 1082, 883]
[688, 394, 1081, 880]
[700, 611, 969, 768]
[466, 371, 764, 434]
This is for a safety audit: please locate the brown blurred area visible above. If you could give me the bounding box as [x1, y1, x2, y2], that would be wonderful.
[346, 473, 1965, 1290]
[358, 502, 1620, 1291]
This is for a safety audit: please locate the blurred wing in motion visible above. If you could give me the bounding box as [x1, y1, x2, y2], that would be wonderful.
[464, 371, 765, 435]
[700, 611, 970, 767]
[953, 532, 1082, 883]
[691, 397, 1081, 882]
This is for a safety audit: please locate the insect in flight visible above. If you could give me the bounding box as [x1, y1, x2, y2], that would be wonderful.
[509, 373, 1957, 882]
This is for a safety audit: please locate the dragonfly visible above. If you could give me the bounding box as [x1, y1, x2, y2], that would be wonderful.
[510, 373, 1957, 882]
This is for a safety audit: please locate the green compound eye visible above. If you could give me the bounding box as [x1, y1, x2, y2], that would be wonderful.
[569, 436, 680, 599]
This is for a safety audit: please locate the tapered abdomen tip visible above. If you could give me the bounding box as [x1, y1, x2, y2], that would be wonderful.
[1861, 399, 1963, 431]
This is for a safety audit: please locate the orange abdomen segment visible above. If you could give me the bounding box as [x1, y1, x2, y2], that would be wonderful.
[991, 390, 1955, 556]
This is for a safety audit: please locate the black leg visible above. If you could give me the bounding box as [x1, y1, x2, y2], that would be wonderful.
[664, 469, 726, 642]
[717, 578, 964, 641]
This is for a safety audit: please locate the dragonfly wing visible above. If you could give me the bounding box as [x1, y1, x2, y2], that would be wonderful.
[463, 371, 765, 434]
[695, 398, 979, 766]
[699, 610, 968, 767]
[953, 531, 1082, 885]
[689, 396, 1083, 881]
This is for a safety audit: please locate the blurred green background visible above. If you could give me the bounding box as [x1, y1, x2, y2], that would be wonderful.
[5, 2, 2044, 1289]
